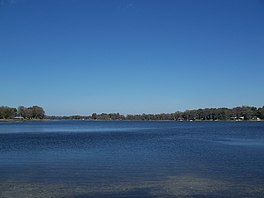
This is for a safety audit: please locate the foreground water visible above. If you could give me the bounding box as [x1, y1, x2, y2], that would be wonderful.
[0, 121, 264, 197]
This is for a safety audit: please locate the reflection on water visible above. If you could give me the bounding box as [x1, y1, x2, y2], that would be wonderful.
[216, 138, 264, 146]
[1, 175, 264, 198]
[0, 121, 264, 197]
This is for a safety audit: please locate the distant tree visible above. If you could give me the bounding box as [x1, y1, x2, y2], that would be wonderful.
[91, 113, 97, 120]
[0, 106, 17, 119]
[17, 106, 26, 118]
[31, 106, 45, 119]
[257, 106, 264, 119]
[25, 107, 33, 119]
[17, 105, 45, 119]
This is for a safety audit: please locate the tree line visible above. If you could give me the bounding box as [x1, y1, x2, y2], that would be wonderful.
[1, 105, 264, 121]
[47, 106, 264, 121]
[0, 106, 45, 119]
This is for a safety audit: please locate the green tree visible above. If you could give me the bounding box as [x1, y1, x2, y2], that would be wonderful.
[257, 106, 264, 119]
[0, 107, 17, 119]
[31, 106, 45, 119]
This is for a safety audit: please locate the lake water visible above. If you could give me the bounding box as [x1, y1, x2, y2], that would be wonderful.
[0, 121, 264, 197]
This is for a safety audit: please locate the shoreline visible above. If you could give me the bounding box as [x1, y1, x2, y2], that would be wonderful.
[0, 119, 263, 123]
[0, 119, 50, 123]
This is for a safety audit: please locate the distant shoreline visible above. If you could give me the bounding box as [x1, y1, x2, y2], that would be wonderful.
[0, 119, 49, 122]
[0, 119, 263, 123]
[1, 105, 264, 122]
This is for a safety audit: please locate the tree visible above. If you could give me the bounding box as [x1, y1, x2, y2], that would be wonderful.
[17, 105, 45, 119]
[257, 106, 264, 119]
[31, 106, 45, 119]
[17, 106, 26, 118]
[0, 106, 17, 119]
[91, 113, 97, 120]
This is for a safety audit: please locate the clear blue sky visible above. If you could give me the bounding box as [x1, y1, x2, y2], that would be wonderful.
[0, 0, 264, 115]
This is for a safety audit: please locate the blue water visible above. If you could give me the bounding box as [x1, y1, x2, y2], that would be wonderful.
[0, 121, 264, 197]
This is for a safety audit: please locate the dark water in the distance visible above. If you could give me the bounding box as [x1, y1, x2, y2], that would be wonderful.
[0, 121, 264, 198]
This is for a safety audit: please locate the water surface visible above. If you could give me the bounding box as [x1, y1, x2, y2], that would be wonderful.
[0, 121, 264, 197]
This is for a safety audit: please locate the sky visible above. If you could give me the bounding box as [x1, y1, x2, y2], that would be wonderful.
[0, 0, 264, 115]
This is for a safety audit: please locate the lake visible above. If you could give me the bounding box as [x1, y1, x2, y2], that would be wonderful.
[0, 121, 264, 197]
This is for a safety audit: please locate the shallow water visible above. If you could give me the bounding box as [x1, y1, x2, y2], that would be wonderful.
[0, 121, 264, 197]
